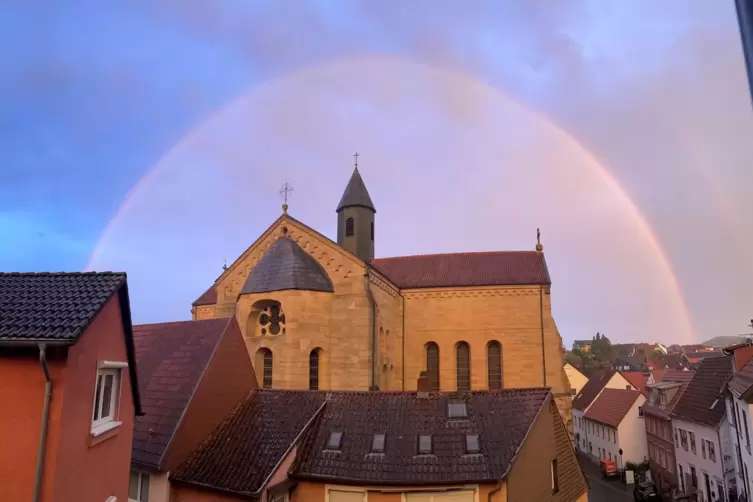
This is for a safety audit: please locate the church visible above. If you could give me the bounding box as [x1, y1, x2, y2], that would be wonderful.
[190, 165, 573, 429]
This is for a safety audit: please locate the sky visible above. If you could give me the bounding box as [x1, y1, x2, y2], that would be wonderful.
[2, 1, 753, 347]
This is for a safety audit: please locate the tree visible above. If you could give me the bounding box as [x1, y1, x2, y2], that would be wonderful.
[565, 351, 583, 369]
[590, 332, 615, 369]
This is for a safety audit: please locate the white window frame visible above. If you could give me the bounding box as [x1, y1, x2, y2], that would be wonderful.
[91, 361, 127, 436]
[128, 469, 150, 502]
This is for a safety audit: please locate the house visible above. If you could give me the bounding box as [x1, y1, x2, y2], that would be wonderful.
[0, 272, 142, 502]
[129, 317, 257, 502]
[581, 389, 647, 465]
[614, 355, 645, 372]
[664, 354, 690, 371]
[169, 387, 589, 502]
[622, 371, 649, 396]
[672, 356, 734, 502]
[572, 370, 641, 455]
[641, 369, 695, 494]
[564, 363, 588, 396]
[722, 341, 753, 501]
[572, 340, 593, 352]
[685, 351, 724, 370]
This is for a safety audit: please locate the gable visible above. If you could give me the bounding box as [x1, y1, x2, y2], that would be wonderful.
[209, 215, 371, 306]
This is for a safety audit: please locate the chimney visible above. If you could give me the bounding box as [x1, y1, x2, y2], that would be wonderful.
[417, 371, 430, 392]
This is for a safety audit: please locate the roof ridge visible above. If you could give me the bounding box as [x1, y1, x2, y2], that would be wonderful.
[256, 387, 551, 396]
[0, 271, 126, 276]
[374, 250, 541, 261]
[133, 317, 232, 329]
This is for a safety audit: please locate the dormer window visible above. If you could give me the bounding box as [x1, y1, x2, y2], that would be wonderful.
[448, 402, 467, 418]
[418, 434, 433, 455]
[327, 431, 343, 450]
[372, 433, 386, 453]
[465, 434, 481, 454]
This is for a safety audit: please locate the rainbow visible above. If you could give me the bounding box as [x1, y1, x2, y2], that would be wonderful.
[86, 55, 697, 342]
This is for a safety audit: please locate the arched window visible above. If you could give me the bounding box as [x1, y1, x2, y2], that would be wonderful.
[426, 342, 440, 391]
[456, 342, 470, 392]
[309, 349, 320, 390]
[255, 348, 273, 388]
[258, 302, 285, 336]
[487, 341, 503, 390]
[345, 217, 355, 237]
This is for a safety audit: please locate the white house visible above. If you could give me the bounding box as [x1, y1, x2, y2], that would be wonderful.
[582, 388, 647, 466]
[564, 363, 588, 396]
[572, 370, 642, 460]
[672, 356, 733, 502]
[723, 342, 753, 501]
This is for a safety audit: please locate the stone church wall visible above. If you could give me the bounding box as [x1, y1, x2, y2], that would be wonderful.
[369, 273, 402, 391]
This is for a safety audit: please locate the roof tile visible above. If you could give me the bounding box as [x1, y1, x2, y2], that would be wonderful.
[192, 286, 217, 307]
[572, 370, 615, 411]
[132, 317, 234, 468]
[671, 356, 731, 427]
[0, 272, 126, 340]
[584, 388, 641, 428]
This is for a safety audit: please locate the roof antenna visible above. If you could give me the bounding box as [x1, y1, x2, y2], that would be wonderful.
[536, 228, 543, 252]
[222, 258, 228, 271]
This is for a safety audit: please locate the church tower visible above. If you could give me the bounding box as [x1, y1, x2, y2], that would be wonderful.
[336, 162, 376, 262]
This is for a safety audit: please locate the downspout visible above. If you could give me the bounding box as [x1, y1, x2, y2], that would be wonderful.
[487, 480, 502, 502]
[34, 343, 53, 502]
[364, 271, 378, 390]
[540, 285, 547, 386]
[401, 292, 406, 391]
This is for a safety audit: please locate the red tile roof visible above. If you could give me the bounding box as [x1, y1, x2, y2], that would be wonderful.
[584, 389, 641, 427]
[671, 356, 731, 427]
[131, 317, 235, 468]
[661, 369, 695, 385]
[652, 368, 666, 383]
[192, 285, 217, 307]
[370, 251, 551, 289]
[621, 371, 648, 396]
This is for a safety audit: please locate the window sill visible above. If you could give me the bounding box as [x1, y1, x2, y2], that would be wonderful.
[92, 420, 122, 437]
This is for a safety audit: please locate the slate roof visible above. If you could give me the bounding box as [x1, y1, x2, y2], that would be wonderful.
[171, 390, 328, 497]
[131, 317, 236, 469]
[293, 389, 551, 485]
[192, 286, 217, 307]
[572, 370, 615, 411]
[336, 167, 376, 212]
[672, 356, 731, 427]
[584, 388, 641, 428]
[240, 237, 334, 295]
[642, 370, 695, 419]
[661, 369, 695, 385]
[371, 251, 551, 289]
[0, 272, 127, 340]
[172, 388, 552, 495]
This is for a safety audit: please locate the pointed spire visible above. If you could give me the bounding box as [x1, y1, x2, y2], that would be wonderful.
[337, 157, 376, 213]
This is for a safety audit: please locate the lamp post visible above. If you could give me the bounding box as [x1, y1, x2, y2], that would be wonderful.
[619, 448, 624, 470]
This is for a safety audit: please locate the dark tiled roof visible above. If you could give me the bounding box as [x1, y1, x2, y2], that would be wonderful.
[132, 317, 234, 468]
[240, 237, 334, 295]
[192, 286, 217, 307]
[661, 369, 695, 385]
[584, 389, 641, 428]
[336, 167, 376, 212]
[371, 251, 550, 289]
[663, 354, 687, 370]
[672, 356, 731, 427]
[171, 390, 327, 497]
[0, 272, 126, 340]
[572, 370, 615, 411]
[293, 389, 551, 485]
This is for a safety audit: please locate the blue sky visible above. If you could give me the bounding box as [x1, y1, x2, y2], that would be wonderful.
[2, 1, 752, 345]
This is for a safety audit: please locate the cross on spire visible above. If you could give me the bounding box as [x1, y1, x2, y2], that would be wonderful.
[353, 152, 359, 169]
[280, 181, 293, 214]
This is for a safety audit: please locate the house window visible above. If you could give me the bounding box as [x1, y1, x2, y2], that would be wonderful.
[418, 434, 433, 455]
[345, 217, 355, 237]
[327, 431, 343, 450]
[689, 431, 696, 454]
[447, 402, 467, 418]
[680, 429, 689, 451]
[92, 364, 124, 434]
[678, 465, 685, 492]
[702, 439, 707, 459]
[129, 470, 150, 502]
[426, 342, 440, 391]
[486, 341, 502, 390]
[551, 459, 560, 494]
[309, 349, 320, 390]
[456, 342, 471, 392]
[255, 348, 273, 388]
[372, 433, 386, 453]
[465, 434, 481, 454]
[708, 440, 716, 462]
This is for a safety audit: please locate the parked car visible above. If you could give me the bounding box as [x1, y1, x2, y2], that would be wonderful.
[633, 481, 661, 501]
[600, 458, 619, 478]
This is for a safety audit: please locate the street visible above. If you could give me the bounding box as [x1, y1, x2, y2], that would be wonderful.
[577, 453, 634, 502]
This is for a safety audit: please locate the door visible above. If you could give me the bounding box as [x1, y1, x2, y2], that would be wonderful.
[406, 490, 476, 502]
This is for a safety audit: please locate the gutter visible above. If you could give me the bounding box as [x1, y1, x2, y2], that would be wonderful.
[33, 343, 53, 502]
